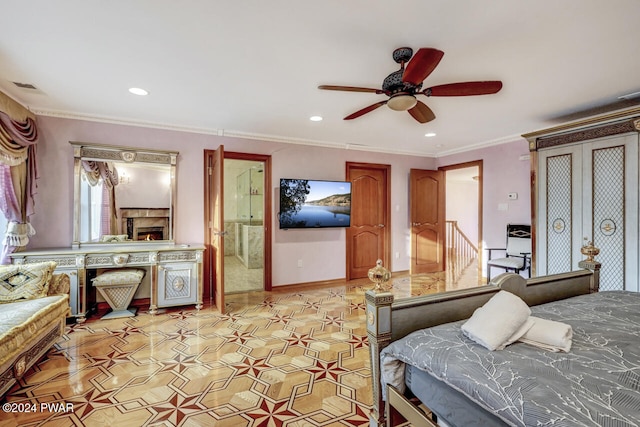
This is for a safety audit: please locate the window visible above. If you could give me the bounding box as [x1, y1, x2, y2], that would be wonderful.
[80, 175, 104, 242]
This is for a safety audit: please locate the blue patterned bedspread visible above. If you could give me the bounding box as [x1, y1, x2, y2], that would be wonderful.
[380, 291, 640, 427]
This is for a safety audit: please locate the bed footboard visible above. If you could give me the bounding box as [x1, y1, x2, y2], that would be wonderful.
[386, 385, 436, 427]
[365, 259, 601, 426]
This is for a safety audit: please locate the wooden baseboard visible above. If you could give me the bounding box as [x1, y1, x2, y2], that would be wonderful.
[272, 269, 409, 292]
[96, 298, 150, 311]
[272, 278, 350, 293]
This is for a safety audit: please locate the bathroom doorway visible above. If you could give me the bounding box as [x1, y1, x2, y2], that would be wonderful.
[223, 155, 269, 293]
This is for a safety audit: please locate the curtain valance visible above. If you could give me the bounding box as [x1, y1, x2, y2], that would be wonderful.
[0, 91, 37, 165]
[0, 113, 38, 167]
[0, 91, 35, 122]
[81, 160, 119, 188]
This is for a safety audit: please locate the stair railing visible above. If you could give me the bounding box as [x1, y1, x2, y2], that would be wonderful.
[446, 220, 478, 283]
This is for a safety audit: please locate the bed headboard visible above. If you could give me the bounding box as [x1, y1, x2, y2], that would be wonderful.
[365, 259, 601, 426]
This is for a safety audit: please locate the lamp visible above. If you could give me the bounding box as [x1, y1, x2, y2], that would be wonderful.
[387, 93, 417, 111]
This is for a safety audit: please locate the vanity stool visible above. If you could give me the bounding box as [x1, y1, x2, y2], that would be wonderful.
[92, 268, 145, 319]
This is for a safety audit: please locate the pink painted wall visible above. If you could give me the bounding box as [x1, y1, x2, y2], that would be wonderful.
[31, 116, 436, 286]
[437, 139, 532, 275]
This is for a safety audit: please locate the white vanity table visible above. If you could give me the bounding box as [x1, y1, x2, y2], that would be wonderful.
[10, 142, 205, 322]
[11, 244, 204, 323]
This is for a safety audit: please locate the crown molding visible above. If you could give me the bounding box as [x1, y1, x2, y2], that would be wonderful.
[35, 109, 438, 157]
[33, 109, 221, 136]
[218, 129, 349, 151]
[34, 109, 521, 159]
[434, 133, 527, 158]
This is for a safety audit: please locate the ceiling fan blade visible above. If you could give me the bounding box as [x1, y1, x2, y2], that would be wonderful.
[318, 85, 385, 94]
[402, 48, 445, 85]
[408, 100, 436, 123]
[344, 100, 388, 120]
[424, 81, 503, 97]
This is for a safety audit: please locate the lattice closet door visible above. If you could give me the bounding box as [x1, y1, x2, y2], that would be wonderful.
[537, 133, 639, 292]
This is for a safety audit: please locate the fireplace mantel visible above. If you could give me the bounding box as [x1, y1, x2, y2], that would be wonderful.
[120, 208, 170, 241]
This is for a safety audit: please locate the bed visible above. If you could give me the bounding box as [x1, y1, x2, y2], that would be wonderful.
[364, 258, 640, 426]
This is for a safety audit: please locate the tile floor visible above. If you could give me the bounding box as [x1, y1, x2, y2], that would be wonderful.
[2, 266, 479, 427]
[224, 256, 264, 294]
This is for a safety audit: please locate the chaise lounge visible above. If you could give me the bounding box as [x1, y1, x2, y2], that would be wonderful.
[0, 261, 70, 397]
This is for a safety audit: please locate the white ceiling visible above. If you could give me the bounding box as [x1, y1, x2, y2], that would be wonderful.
[1, 1, 640, 157]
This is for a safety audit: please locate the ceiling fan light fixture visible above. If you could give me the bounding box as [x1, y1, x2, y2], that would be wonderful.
[387, 94, 417, 111]
[319, 47, 502, 122]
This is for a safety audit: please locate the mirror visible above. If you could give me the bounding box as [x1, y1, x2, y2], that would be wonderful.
[70, 142, 177, 248]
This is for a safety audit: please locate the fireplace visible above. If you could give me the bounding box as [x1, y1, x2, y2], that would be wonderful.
[120, 208, 170, 241]
[135, 226, 164, 241]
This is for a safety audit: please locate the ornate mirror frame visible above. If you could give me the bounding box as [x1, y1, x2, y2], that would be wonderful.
[70, 141, 178, 248]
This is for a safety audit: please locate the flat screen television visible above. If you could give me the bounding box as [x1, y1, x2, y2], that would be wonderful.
[279, 178, 351, 229]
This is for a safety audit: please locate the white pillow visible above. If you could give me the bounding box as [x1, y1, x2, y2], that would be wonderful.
[461, 290, 532, 351]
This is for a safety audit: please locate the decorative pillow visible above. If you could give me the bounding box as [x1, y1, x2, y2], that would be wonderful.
[47, 273, 71, 296]
[0, 261, 58, 302]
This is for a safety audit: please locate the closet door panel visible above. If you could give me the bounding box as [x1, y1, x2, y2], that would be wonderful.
[583, 134, 638, 291]
[545, 153, 575, 274]
[537, 145, 582, 275]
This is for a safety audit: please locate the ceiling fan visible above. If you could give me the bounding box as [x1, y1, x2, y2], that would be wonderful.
[318, 47, 503, 123]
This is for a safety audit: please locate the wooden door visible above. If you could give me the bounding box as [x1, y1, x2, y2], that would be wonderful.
[410, 169, 445, 274]
[205, 146, 225, 313]
[346, 163, 390, 279]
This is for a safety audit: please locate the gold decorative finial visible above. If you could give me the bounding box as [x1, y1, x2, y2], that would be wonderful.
[581, 237, 600, 262]
[368, 259, 391, 292]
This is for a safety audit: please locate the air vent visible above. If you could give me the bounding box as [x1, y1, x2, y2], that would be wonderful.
[12, 82, 38, 90]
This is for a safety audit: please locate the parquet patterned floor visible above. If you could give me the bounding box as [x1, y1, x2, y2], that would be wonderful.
[2, 267, 479, 427]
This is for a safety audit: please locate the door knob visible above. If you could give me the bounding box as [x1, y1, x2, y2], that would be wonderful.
[377, 224, 385, 228]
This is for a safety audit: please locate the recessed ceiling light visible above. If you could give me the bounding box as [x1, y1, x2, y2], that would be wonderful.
[309, 115, 323, 122]
[128, 87, 149, 96]
[424, 132, 436, 137]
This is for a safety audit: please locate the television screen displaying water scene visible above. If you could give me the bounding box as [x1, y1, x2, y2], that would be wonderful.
[279, 179, 351, 229]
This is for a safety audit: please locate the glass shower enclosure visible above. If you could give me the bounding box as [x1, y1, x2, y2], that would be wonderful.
[234, 166, 264, 269]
